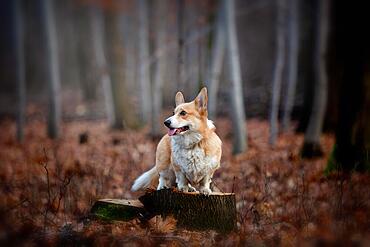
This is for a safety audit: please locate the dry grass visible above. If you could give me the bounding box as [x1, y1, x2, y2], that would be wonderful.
[0, 116, 369, 246]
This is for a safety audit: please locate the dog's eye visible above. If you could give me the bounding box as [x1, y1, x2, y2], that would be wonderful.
[179, 110, 187, 116]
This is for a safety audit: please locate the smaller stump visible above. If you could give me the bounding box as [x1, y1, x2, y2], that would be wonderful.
[91, 199, 145, 221]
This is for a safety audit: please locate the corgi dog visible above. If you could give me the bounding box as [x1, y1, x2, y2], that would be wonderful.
[131, 87, 222, 195]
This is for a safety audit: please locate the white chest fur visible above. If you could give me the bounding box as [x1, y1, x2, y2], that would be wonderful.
[171, 132, 218, 185]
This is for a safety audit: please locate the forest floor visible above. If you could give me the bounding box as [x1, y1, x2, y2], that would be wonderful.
[0, 113, 370, 246]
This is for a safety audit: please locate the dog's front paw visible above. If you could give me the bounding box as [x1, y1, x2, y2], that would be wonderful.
[178, 185, 190, 192]
[199, 187, 212, 196]
[188, 184, 197, 192]
[157, 185, 169, 190]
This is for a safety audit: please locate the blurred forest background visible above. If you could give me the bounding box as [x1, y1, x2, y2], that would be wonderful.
[0, 0, 369, 246]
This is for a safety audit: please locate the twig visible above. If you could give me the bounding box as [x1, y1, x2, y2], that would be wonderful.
[300, 171, 310, 222]
[41, 148, 52, 230]
[4, 198, 28, 213]
[211, 179, 224, 193]
[55, 175, 73, 214]
[232, 176, 236, 193]
[43, 148, 51, 208]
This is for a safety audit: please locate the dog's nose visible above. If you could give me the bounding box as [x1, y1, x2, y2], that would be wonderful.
[164, 119, 171, 128]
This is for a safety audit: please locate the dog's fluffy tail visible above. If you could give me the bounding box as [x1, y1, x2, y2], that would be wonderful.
[131, 166, 158, 191]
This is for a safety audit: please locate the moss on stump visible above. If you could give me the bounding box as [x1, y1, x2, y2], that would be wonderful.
[91, 199, 145, 221]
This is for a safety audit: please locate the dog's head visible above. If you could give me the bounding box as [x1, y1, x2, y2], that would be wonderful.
[164, 87, 214, 136]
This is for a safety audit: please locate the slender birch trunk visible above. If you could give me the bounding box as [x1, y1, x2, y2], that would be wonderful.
[301, 0, 330, 157]
[151, 0, 167, 137]
[89, 4, 115, 127]
[207, 3, 225, 120]
[176, 0, 186, 92]
[185, 4, 199, 97]
[223, 0, 247, 154]
[137, 0, 151, 124]
[121, 13, 137, 99]
[104, 11, 127, 129]
[269, 0, 287, 145]
[41, 0, 61, 139]
[282, 0, 299, 132]
[13, 0, 26, 142]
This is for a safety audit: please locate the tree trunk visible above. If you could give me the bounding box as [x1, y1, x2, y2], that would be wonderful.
[104, 11, 128, 129]
[176, 0, 186, 92]
[76, 5, 97, 102]
[327, 74, 370, 172]
[121, 11, 137, 110]
[151, 0, 167, 137]
[13, 0, 26, 142]
[223, 0, 247, 154]
[296, 0, 316, 133]
[282, 0, 299, 132]
[55, 0, 80, 87]
[184, 3, 199, 98]
[269, 0, 287, 145]
[91, 189, 237, 233]
[325, 1, 370, 172]
[301, 0, 329, 158]
[89, 4, 115, 127]
[207, 3, 225, 120]
[198, 7, 209, 92]
[137, 0, 152, 124]
[41, 0, 61, 139]
[162, 1, 178, 105]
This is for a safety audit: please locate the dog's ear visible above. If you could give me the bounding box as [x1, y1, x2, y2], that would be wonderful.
[195, 87, 208, 113]
[175, 91, 185, 106]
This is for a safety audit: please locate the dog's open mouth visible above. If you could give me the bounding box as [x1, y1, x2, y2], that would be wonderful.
[168, 126, 189, 136]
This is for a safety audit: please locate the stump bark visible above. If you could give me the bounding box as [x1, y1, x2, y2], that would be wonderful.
[91, 189, 237, 233]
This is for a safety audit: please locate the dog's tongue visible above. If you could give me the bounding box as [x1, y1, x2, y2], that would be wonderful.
[168, 128, 177, 136]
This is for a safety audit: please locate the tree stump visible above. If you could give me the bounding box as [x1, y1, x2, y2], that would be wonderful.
[91, 189, 237, 233]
